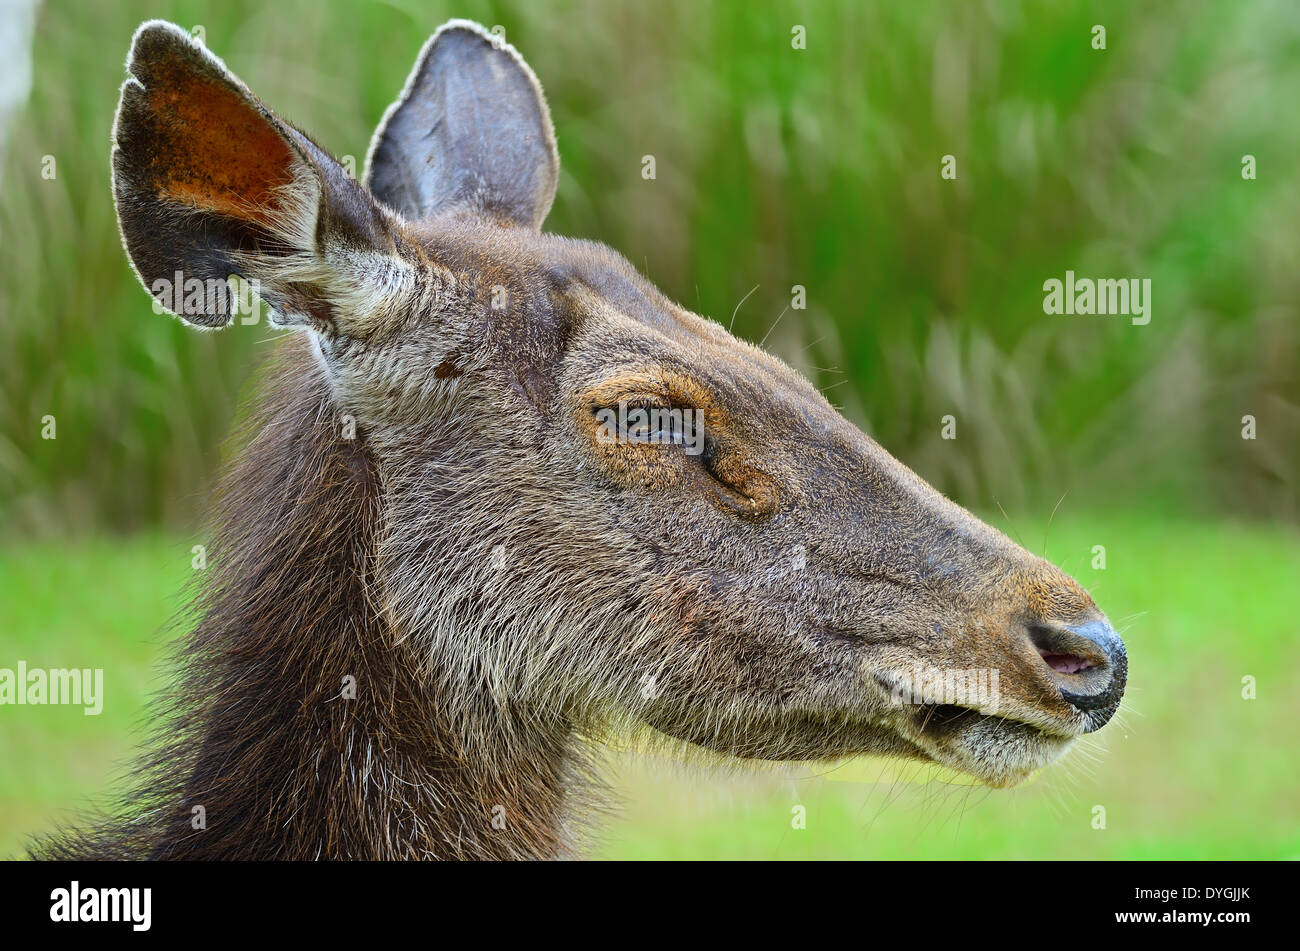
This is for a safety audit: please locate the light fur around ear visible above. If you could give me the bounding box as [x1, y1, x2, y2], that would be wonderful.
[113, 20, 414, 335]
[363, 20, 559, 231]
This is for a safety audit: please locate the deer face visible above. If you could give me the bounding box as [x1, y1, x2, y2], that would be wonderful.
[115, 20, 1126, 789]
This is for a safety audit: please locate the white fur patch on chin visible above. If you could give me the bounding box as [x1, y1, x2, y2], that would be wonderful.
[925, 718, 1075, 788]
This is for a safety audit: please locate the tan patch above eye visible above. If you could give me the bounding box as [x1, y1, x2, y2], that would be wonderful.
[579, 370, 718, 417]
[146, 62, 298, 225]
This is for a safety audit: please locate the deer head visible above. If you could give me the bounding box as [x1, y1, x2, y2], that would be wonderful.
[113, 19, 1126, 798]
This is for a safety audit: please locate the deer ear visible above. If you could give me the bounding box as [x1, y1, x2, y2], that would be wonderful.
[113, 20, 404, 332]
[364, 20, 559, 231]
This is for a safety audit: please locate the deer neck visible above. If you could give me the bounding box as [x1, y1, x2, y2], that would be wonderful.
[154, 342, 578, 859]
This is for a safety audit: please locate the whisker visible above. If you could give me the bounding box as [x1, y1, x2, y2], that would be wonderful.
[728, 283, 759, 333]
[758, 303, 791, 348]
[1043, 491, 1068, 559]
[994, 499, 1026, 549]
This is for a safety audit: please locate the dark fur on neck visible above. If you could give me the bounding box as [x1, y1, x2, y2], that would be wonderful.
[31, 338, 575, 860]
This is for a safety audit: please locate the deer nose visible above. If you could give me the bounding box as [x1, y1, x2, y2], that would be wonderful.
[1028, 620, 1127, 732]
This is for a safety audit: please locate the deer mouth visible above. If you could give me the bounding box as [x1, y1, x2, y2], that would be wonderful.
[902, 702, 1078, 787]
[913, 703, 994, 740]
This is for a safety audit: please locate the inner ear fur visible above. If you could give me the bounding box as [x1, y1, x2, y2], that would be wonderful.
[113, 20, 401, 332]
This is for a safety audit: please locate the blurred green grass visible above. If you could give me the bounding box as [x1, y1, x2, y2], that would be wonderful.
[1, 0, 1298, 534]
[4, 512, 1297, 859]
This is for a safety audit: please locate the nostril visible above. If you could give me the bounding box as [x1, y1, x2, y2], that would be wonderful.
[1027, 623, 1110, 674]
[1036, 648, 1097, 675]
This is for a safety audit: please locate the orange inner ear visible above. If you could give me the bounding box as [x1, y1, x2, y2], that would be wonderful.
[147, 59, 299, 226]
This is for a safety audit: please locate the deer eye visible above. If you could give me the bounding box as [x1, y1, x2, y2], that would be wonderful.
[590, 402, 707, 456]
[584, 399, 775, 516]
[630, 410, 699, 448]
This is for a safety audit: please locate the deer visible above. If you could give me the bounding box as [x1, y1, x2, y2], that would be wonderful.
[32, 19, 1127, 860]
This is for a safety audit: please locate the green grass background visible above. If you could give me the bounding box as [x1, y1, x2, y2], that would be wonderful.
[1, 0, 1298, 858]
